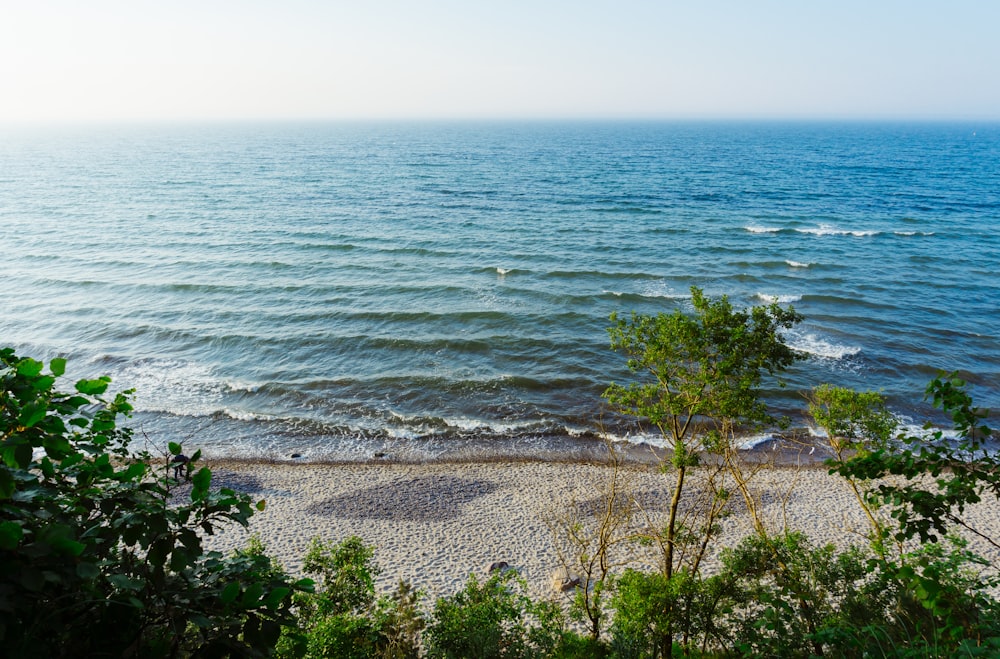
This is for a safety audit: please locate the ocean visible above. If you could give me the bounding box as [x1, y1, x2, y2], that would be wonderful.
[1, 121, 997, 461]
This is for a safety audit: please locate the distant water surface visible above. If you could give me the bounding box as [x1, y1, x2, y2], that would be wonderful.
[1, 121, 997, 460]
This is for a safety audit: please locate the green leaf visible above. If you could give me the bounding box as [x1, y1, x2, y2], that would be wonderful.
[241, 582, 265, 607]
[75, 377, 110, 395]
[51, 536, 86, 557]
[255, 499, 266, 511]
[66, 395, 91, 408]
[192, 467, 212, 492]
[0, 521, 24, 550]
[50, 357, 66, 377]
[0, 470, 14, 499]
[14, 442, 33, 469]
[17, 358, 43, 377]
[168, 442, 182, 456]
[109, 573, 143, 591]
[221, 581, 241, 604]
[171, 546, 194, 572]
[190, 614, 213, 629]
[18, 402, 48, 429]
[76, 562, 101, 580]
[263, 586, 291, 608]
[32, 375, 55, 392]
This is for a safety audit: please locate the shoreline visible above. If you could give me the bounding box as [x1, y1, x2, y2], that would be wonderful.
[193, 433, 831, 469]
[190, 458, 1000, 603]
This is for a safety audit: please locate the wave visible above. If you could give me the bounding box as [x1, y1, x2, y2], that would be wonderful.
[755, 293, 802, 304]
[340, 308, 517, 325]
[795, 294, 896, 312]
[894, 231, 935, 237]
[784, 330, 862, 360]
[727, 259, 817, 270]
[386, 411, 560, 438]
[601, 288, 688, 302]
[737, 433, 779, 450]
[796, 224, 880, 237]
[810, 414, 970, 449]
[603, 428, 779, 452]
[111, 357, 227, 416]
[543, 269, 663, 281]
[745, 225, 782, 234]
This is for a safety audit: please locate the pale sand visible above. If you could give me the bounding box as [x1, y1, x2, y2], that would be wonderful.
[197, 460, 1000, 601]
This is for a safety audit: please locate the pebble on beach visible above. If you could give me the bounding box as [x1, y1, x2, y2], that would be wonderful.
[199, 460, 1000, 602]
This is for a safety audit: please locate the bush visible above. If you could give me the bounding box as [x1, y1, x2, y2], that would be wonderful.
[425, 569, 569, 659]
[281, 536, 425, 659]
[610, 568, 736, 659]
[0, 348, 308, 658]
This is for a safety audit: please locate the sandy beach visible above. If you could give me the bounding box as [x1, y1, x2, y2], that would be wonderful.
[197, 459, 1000, 602]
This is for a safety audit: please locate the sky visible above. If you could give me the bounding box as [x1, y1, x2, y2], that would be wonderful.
[2, 0, 998, 123]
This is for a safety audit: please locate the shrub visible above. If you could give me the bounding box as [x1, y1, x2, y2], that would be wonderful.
[0, 348, 308, 658]
[610, 568, 737, 659]
[425, 570, 569, 659]
[282, 536, 425, 659]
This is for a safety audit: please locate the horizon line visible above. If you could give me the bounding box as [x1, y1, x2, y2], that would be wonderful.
[2, 115, 998, 127]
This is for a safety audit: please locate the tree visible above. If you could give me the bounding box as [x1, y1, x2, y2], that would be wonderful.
[603, 287, 802, 653]
[808, 384, 899, 555]
[0, 348, 309, 658]
[545, 436, 639, 642]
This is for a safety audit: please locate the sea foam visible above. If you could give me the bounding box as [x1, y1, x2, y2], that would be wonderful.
[785, 331, 862, 360]
[797, 224, 880, 237]
[755, 293, 802, 304]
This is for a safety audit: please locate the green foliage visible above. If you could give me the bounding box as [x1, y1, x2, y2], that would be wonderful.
[809, 385, 900, 554]
[424, 570, 568, 659]
[809, 384, 898, 454]
[0, 348, 307, 658]
[302, 535, 379, 616]
[604, 286, 803, 455]
[602, 289, 802, 651]
[719, 531, 868, 657]
[598, 372, 1000, 658]
[373, 579, 426, 659]
[7, 342, 1000, 658]
[813, 375, 1000, 656]
[568, 574, 611, 641]
[831, 374, 996, 546]
[284, 536, 425, 659]
[714, 530, 1000, 658]
[611, 568, 736, 659]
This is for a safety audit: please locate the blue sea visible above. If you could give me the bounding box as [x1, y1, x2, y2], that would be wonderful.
[1, 121, 998, 461]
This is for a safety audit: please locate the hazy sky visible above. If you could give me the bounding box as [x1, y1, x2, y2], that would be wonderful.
[3, 0, 997, 122]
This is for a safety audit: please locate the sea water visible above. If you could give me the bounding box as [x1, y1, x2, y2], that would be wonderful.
[1, 121, 997, 460]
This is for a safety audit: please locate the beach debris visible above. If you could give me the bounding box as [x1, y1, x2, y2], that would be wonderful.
[374, 452, 388, 459]
[290, 453, 302, 459]
[550, 567, 581, 592]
